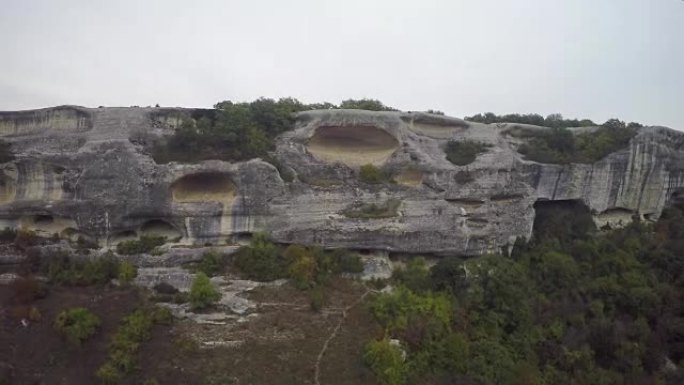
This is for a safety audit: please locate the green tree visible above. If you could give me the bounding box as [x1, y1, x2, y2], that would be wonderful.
[359, 164, 390, 184]
[233, 233, 285, 281]
[340, 98, 396, 111]
[364, 338, 407, 385]
[54, 307, 101, 345]
[118, 261, 137, 284]
[189, 272, 221, 310]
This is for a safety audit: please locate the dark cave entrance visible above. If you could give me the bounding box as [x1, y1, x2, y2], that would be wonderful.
[532, 199, 596, 243]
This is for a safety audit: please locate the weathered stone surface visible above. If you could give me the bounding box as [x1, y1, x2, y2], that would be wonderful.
[0, 106, 682, 257]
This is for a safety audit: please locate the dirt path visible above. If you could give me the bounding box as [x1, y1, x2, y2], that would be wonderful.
[314, 289, 373, 385]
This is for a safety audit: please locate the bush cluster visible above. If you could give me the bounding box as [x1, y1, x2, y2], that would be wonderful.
[284, 245, 364, 290]
[233, 234, 363, 293]
[115, 235, 166, 255]
[151, 98, 396, 164]
[189, 272, 221, 310]
[444, 140, 490, 166]
[54, 307, 101, 345]
[517, 119, 639, 164]
[233, 233, 285, 281]
[46, 253, 130, 286]
[96, 307, 171, 384]
[193, 250, 229, 277]
[465, 112, 597, 128]
[364, 202, 684, 385]
[359, 164, 392, 184]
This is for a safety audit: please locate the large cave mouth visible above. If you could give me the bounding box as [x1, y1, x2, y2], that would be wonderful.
[306, 125, 399, 166]
[171, 173, 236, 205]
[140, 219, 182, 241]
[532, 199, 596, 242]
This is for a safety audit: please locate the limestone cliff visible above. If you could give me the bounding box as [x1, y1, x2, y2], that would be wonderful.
[0, 106, 682, 256]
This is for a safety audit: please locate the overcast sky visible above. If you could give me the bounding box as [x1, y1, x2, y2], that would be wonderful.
[1, 0, 682, 128]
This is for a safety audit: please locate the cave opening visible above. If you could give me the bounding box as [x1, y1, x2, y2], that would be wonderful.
[33, 215, 54, 225]
[171, 173, 236, 205]
[109, 230, 137, 245]
[306, 125, 399, 166]
[140, 219, 182, 241]
[532, 199, 596, 244]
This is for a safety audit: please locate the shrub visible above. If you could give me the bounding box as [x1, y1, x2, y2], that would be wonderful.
[116, 235, 166, 255]
[196, 250, 227, 277]
[359, 164, 391, 184]
[118, 261, 137, 284]
[47, 254, 121, 286]
[340, 98, 396, 111]
[330, 249, 364, 274]
[233, 233, 286, 281]
[54, 308, 101, 345]
[343, 199, 401, 219]
[151, 307, 173, 325]
[150, 98, 397, 164]
[189, 273, 221, 310]
[392, 257, 431, 293]
[517, 121, 637, 164]
[288, 251, 317, 289]
[464, 112, 596, 128]
[444, 140, 489, 166]
[97, 307, 169, 383]
[309, 286, 326, 312]
[95, 362, 121, 385]
[364, 338, 407, 385]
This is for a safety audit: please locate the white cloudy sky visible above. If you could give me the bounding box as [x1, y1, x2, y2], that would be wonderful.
[1, 0, 682, 128]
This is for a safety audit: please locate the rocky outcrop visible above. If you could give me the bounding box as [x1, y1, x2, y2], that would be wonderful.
[0, 106, 682, 256]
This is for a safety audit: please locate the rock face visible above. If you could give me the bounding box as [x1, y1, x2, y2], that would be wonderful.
[1, 106, 683, 256]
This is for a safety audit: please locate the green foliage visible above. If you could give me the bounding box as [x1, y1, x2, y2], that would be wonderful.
[364, 203, 684, 385]
[189, 272, 221, 310]
[444, 140, 490, 166]
[283, 245, 364, 290]
[54, 307, 101, 345]
[364, 338, 408, 385]
[465, 112, 596, 128]
[287, 250, 317, 289]
[95, 362, 121, 385]
[116, 235, 166, 255]
[339, 98, 396, 111]
[343, 199, 401, 219]
[308, 286, 326, 312]
[97, 307, 169, 384]
[194, 250, 228, 277]
[516, 120, 638, 164]
[370, 286, 452, 341]
[151, 97, 396, 164]
[359, 164, 391, 184]
[392, 257, 430, 293]
[233, 233, 286, 281]
[117, 261, 137, 284]
[47, 253, 121, 286]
